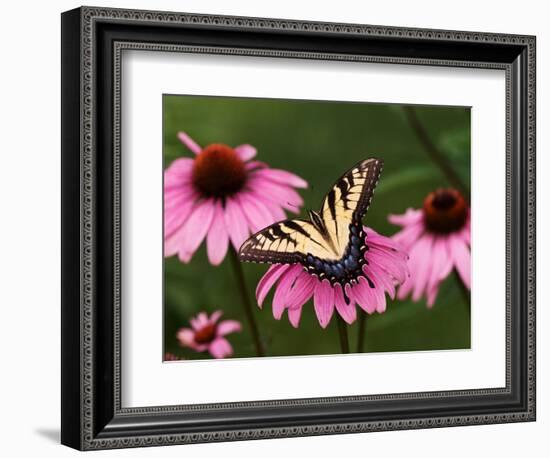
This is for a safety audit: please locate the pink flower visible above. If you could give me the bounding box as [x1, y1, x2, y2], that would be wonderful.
[177, 311, 242, 359]
[389, 188, 471, 308]
[164, 352, 182, 361]
[164, 132, 307, 265]
[255, 228, 408, 328]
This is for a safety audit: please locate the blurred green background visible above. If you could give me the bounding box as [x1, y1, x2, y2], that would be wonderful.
[163, 95, 470, 360]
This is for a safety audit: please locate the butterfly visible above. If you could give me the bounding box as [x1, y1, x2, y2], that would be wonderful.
[238, 158, 383, 285]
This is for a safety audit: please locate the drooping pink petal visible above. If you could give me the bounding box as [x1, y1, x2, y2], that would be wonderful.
[209, 337, 233, 359]
[425, 237, 454, 307]
[272, 265, 303, 319]
[397, 275, 414, 301]
[251, 168, 308, 189]
[234, 144, 257, 161]
[177, 131, 202, 154]
[256, 264, 291, 307]
[367, 247, 409, 284]
[313, 279, 335, 328]
[164, 196, 197, 239]
[164, 184, 196, 210]
[458, 216, 471, 246]
[426, 285, 440, 308]
[363, 263, 395, 300]
[351, 279, 376, 314]
[412, 234, 435, 301]
[236, 192, 276, 233]
[334, 283, 356, 324]
[344, 283, 354, 302]
[286, 272, 316, 310]
[164, 214, 190, 258]
[359, 276, 386, 313]
[365, 227, 407, 255]
[397, 233, 431, 300]
[164, 158, 194, 188]
[206, 199, 230, 265]
[246, 177, 304, 214]
[217, 320, 242, 336]
[166, 157, 195, 173]
[172, 198, 216, 263]
[449, 234, 471, 289]
[388, 208, 423, 227]
[391, 220, 425, 249]
[224, 196, 250, 250]
[288, 306, 303, 328]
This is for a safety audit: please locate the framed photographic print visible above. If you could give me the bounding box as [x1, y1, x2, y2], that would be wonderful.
[61, 6, 536, 450]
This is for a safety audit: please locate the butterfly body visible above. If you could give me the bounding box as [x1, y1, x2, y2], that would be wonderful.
[239, 158, 383, 287]
[302, 221, 370, 285]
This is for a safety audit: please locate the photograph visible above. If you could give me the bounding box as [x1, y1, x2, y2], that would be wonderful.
[55, 2, 537, 452]
[163, 95, 472, 360]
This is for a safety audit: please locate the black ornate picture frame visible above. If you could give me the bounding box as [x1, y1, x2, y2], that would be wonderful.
[61, 6, 536, 450]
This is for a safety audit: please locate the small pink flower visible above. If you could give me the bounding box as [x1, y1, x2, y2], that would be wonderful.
[255, 228, 408, 328]
[165, 132, 307, 265]
[177, 311, 242, 359]
[164, 352, 182, 361]
[389, 188, 471, 308]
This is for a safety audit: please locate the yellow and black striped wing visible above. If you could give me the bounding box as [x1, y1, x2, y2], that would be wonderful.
[238, 219, 338, 264]
[319, 158, 383, 256]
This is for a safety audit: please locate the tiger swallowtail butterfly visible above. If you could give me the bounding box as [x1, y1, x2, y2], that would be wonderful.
[238, 158, 383, 285]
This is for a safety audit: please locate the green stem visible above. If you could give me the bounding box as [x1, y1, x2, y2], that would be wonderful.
[402, 106, 470, 201]
[229, 248, 265, 357]
[356, 311, 368, 353]
[336, 315, 350, 354]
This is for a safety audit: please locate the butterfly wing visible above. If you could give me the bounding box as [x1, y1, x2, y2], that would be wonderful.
[238, 219, 338, 264]
[319, 158, 383, 255]
[238, 158, 383, 265]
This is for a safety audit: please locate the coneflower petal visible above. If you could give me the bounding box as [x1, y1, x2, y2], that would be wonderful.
[412, 235, 435, 301]
[209, 338, 233, 359]
[251, 168, 308, 189]
[217, 320, 242, 336]
[286, 272, 317, 310]
[224, 196, 250, 250]
[272, 265, 303, 319]
[256, 264, 291, 307]
[313, 279, 335, 328]
[206, 200, 230, 266]
[177, 131, 202, 154]
[449, 234, 471, 289]
[334, 284, 356, 324]
[288, 306, 303, 328]
[234, 144, 257, 161]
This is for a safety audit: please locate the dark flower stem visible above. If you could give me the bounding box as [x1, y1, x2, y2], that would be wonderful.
[336, 315, 350, 354]
[402, 106, 470, 201]
[356, 311, 368, 353]
[454, 269, 471, 319]
[229, 248, 265, 357]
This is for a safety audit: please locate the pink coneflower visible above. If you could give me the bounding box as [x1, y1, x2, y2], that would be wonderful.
[164, 132, 307, 265]
[255, 228, 408, 328]
[389, 188, 470, 307]
[177, 311, 242, 359]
